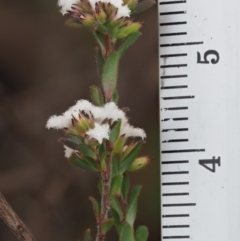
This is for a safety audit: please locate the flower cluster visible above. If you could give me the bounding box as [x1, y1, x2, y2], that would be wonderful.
[46, 100, 148, 172]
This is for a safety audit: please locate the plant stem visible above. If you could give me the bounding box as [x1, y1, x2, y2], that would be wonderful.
[0, 192, 36, 241]
[95, 154, 112, 241]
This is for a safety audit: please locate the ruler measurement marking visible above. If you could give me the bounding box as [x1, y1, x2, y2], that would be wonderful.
[162, 182, 189, 186]
[161, 117, 188, 121]
[160, 53, 187, 58]
[162, 214, 189, 218]
[160, 32, 187, 37]
[160, 11, 186, 15]
[160, 22, 187, 26]
[161, 75, 187, 79]
[162, 128, 188, 132]
[163, 236, 190, 239]
[162, 160, 189, 164]
[161, 107, 188, 111]
[162, 139, 188, 143]
[162, 149, 205, 153]
[159, 0, 187, 5]
[162, 192, 189, 196]
[162, 96, 194, 100]
[160, 42, 204, 47]
[161, 64, 187, 68]
[163, 225, 190, 228]
[162, 171, 189, 175]
[163, 203, 196, 207]
[161, 85, 188, 89]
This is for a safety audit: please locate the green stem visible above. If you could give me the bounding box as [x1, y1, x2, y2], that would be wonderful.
[95, 154, 112, 241]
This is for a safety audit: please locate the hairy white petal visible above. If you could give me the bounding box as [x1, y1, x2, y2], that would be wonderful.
[86, 123, 110, 143]
[46, 115, 71, 129]
[64, 145, 75, 158]
[58, 0, 79, 15]
[120, 123, 146, 139]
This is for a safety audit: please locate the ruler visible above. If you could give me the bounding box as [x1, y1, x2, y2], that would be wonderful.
[159, 0, 240, 240]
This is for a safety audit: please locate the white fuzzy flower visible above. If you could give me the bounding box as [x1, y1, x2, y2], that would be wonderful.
[58, 0, 130, 18]
[120, 122, 146, 139]
[64, 145, 75, 158]
[58, 0, 79, 15]
[86, 123, 110, 143]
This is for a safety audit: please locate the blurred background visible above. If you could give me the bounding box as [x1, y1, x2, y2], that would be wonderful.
[0, 1, 160, 240]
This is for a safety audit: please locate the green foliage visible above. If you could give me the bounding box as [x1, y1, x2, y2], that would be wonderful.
[84, 229, 92, 241]
[132, 0, 156, 14]
[110, 209, 122, 234]
[101, 51, 120, 101]
[110, 174, 123, 197]
[135, 226, 149, 241]
[101, 219, 114, 235]
[69, 156, 98, 171]
[90, 85, 105, 106]
[112, 90, 119, 103]
[120, 222, 135, 241]
[122, 174, 130, 200]
[118, 31, 142, 58]
[111, 197, 123, 221]
[78, 144, 96, 158]
[119, 143, 143, 173]
[109, 120, 122, 143]
[126, 186, 142, 226]
[96, 47, 105, 76]
[89, 197, 100, 222]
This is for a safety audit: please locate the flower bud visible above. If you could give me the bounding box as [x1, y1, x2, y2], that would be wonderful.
[113, 135, 126, 155]
[96, 9, 107, 22]
[127, 156, 150, 172]
[82, 14, 95, 28]
[121, 142, 137, 159]
[115, 22, 142, 39]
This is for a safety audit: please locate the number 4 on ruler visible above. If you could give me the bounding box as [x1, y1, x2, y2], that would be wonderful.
[199, 156, 221, 173]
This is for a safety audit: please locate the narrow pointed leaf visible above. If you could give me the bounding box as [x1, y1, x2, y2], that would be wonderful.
[126, 186, 142, 226]
[101, 218, 114, 235]
[111, 197, 123, 221]
[66, 134, 84, 145]
[120, 222, 135, 241]
[132, 0, 156, 14]
[69, 157, 98, 171]
[93, 32, 106, 56]
[122, 174, 130, 200]
[90, 85, 105, 106]
[102, 51, 120, 101]
[135, 226, 149, 241]
[78, 144, 95, 158]
[84, 229, 92, 241]
[118, 31, 142, 58]
[110, 174, 123, 197]
[111, 155, 119, 177]
[119, 143, 142, 173]
[110, 209, 122, 234]
[112, 89, 119, 103]
[109, 120, 122, 143]
[89, 197, 100, 222]
[96, 47, 105, 76]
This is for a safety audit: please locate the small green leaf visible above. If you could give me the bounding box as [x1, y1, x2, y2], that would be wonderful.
[112, 89, 119, 103]
[101, 218, 114, 235]
[119, 143, 142, 173]
[96, 47, 105, 76]
[84, 229, 92, 241]
[109, 120, 122, 143]
[78, 144, 95, 158]
[120, 222, 135, 241]
[93, 32, 106, 57]
[110, 174, 123, 197]
[113, 135, 126, 155]
[126, 186, 142, 226]
[100, 151, 108, 170]
[90, 85, 105, 106]
[118, 31, 142, 58]
[102, 51, 120, 101]
[111, 155, 119, 177]
[132, 0, 156, 14]
[89, 197, 100, 222]
[111, 197, 123, 221]
[135, 226, 149, 241]
[110, 209, 122, 234]
[69, 157, 98, 172]
[122, 174, 130, 200]
[66, 134, 84, 145]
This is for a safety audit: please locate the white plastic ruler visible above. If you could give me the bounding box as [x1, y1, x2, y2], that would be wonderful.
[159, 0, 240, 240]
